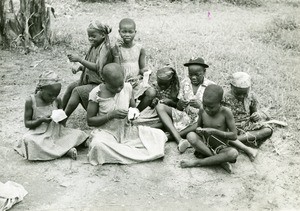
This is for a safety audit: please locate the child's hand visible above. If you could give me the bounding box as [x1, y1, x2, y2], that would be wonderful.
[177, 99, 189, 108]
[111, 109, 128, 119]
[159, 99, 173, 106]
[250, 112, 261, 122]
[72, 66, 83, 74]
[189, 99, 201, 108]
[67, 54, 82, 63]
[40, 116, 52, 123]
[195, 127, 203, 135]
[116, 38, 124, 47]
[200, 128, 217, 136]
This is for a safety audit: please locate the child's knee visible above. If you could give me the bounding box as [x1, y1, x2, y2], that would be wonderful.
[186, 132, 199, 144]
[156, 103, 165, 113]
[145, 87, 156, 99]
[226, 148, 239, 160]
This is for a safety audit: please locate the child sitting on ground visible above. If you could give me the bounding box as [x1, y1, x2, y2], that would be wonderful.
[156, 57, 215, 153]
[134, 65, 180, 126]
[86, 63, 167, 165]
[223, 72, 273, 161]
[112, 18, 155, 112]
[62, 21, 113, 118]
[15, 71, 88, 161]
[180, 84, 238, 173]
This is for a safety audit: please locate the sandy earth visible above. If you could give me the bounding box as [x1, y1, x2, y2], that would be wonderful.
[1, 1, 300, 210]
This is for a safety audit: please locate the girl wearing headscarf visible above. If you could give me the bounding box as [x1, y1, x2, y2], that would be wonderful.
[62, 21, 113, 119]
[133, 66, 180, 127]
[223, 72, 273, 161]
[15, 71, 88, 160]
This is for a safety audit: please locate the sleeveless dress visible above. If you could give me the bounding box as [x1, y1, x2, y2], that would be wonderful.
[15, 95, 88, 160]
[119, 43, 148, 99]
[87, 83, 167, 165]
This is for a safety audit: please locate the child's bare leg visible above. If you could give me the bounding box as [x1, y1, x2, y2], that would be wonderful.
[62, 82, 79, 109]
[156, 104, 182, 144]
[137, 87, 156, 112]
[181, 147, 238, 173]
[230, 140, 258, 162]
[64, 89, 81, 118]
[66, 147, 77, 160]
[238, 128, 273, 146]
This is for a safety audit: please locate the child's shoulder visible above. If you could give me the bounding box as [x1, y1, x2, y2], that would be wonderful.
[220, 105, 234, 116]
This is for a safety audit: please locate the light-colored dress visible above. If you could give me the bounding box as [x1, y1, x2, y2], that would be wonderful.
[15, 95, 88, 160]
[172, 77, 215, 131]
[119, 43, 148, 99]
[87, 83, 167, 165]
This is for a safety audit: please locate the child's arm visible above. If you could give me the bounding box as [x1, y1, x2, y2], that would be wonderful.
[24, 97, 51, 129]
[68, 54, 97, 72]
[138, 48, 147, 75]
[87, 101, 128, 127]
[112, 46, 121, 64]
[129, 90, 136, 108]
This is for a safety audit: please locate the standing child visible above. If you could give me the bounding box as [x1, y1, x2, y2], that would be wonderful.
[86, 63, 167, 165]
[223, 72, 273, 161]
[112, 18, 155, 112]
[62, 21, 113, 118]
[180, 84, 238, 173]
[15, 71, 88, 161]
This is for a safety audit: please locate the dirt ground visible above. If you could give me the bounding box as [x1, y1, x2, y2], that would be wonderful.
[1, 1, 300, 210]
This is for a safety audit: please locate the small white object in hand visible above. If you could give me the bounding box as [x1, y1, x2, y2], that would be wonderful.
[51, 109, 67, 123]
[142, 70, 152, 87]
[128, 107, 140, 120]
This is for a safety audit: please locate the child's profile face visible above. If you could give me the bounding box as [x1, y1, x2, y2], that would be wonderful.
[87, 29, 105, 47]
[188, 65, 205, 86]
[231, 85, 249, 101]
[40, 83, 61, 103]
[157, 78, 171, 90]
[119, 24, 136, 44]
[203, 99, 221, 116]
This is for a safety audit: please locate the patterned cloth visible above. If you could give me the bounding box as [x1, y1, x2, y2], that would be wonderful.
[87, 83, 167, 165]
[15, 95, 88, 160]
[172, 77, 215, 131]
[37, 70, 60, 88]
[223, 90, 272, 143]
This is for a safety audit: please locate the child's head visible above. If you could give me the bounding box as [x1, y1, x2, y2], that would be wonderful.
[156, 67, 176, 90]
[102, 63, 125, 94]
[202, 84, 223, 116]
[184, 57, 209, 86]
[119, 18, 136, 44]
[87, 21, 112, 47]
[36, 71, 61, 103]
[229, 72, 251, 101]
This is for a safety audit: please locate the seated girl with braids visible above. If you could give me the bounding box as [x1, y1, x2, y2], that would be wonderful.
[223, 72, 273, 161]
[62, 21, 113, 119]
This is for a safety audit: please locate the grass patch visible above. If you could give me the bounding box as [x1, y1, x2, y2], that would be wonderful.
[257, 16, 300, 52]
[221, 0, 262, 7]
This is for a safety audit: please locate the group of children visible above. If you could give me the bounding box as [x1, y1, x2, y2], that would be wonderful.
[15, 18, 273, 173]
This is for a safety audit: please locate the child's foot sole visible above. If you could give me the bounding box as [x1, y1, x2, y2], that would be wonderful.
[178, 139, 191, 153]
[248, 148, 258, 162]
[67, 148, 77, 160]
[220, 162, 232, 173]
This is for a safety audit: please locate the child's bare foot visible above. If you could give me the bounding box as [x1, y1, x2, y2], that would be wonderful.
[178, 139, 191, 153]
[220, 162, 232, 173]
[180, 160, 198, 168]
[66, 148, 77, 160]
[246, 148, 258, 162]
